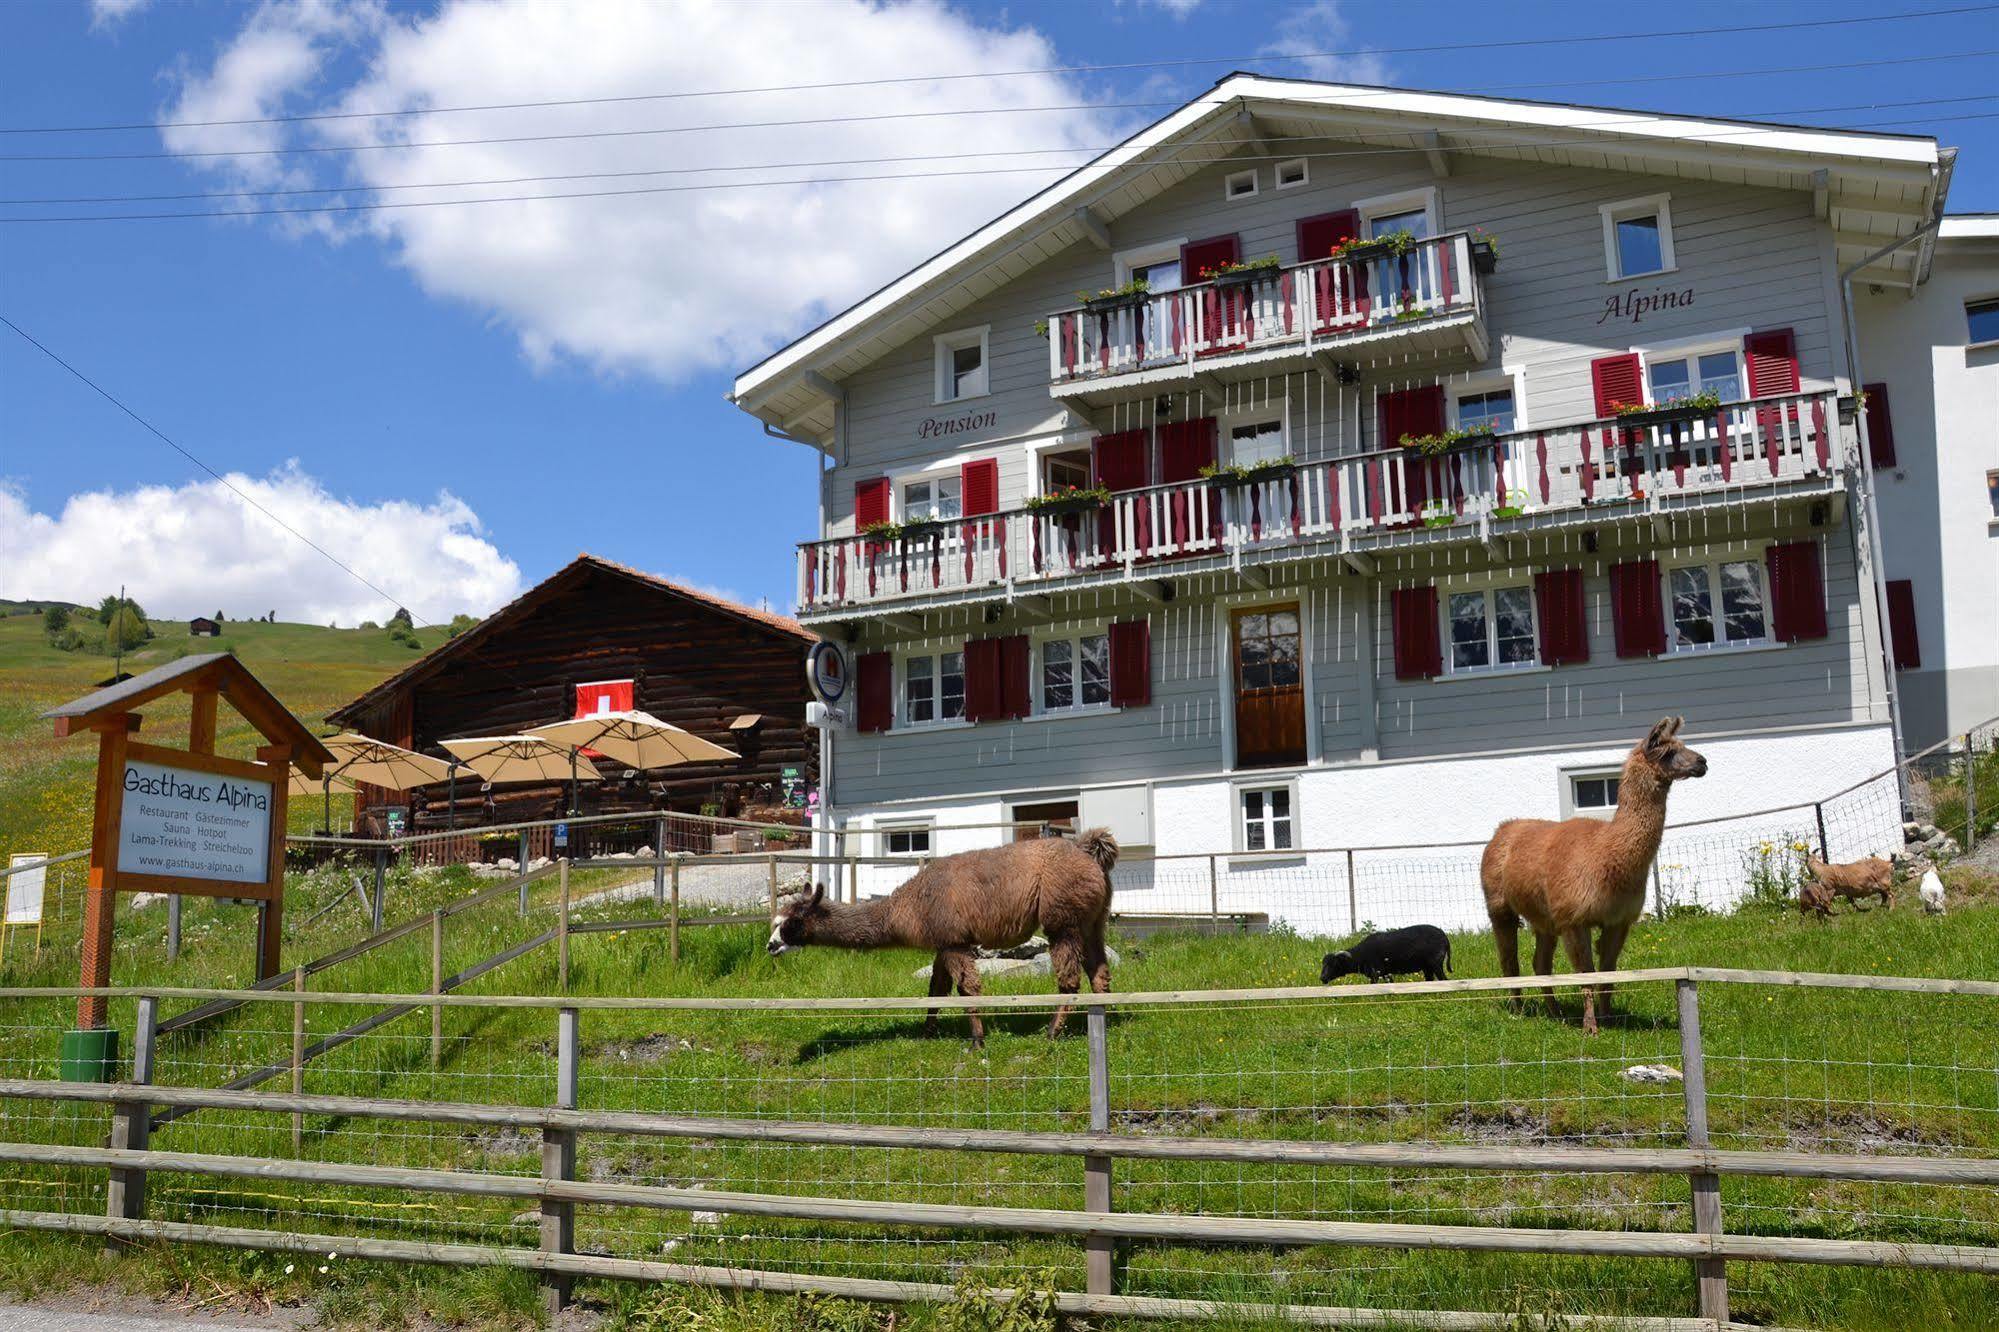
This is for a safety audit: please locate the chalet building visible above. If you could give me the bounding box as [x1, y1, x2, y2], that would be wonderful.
[188, 617, 221, 637]
[729, 77, 1986, 897]
[326, 554, 817, 836]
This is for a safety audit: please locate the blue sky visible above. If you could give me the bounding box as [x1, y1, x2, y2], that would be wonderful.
[3, 0, 1993, 627]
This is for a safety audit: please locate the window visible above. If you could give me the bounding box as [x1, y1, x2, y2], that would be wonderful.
[1275, 158, 1308, 190]
[1114, 240, 1185, 293]
[933, 327, 989, 403]
[1970, 298, 1999, 346]
[1130, 256, 1182, 291]
[1646, 348, 1743, 405]
[1370, 208, 1430, 241]
[1043, 448, 1091, 494]
[903, 650, 966, 725]
[1447, 585, 1536, 673]
[903, 475, 961, 521]
[1224, 169, 1258, 201]
[1569, 772, 1622, 818]
[1239, 785, 1295, 852]
[883, 824, 932, 856]
[1228, 418, 1287, 466]
[1455, 388, 1516, 433]
[1667, 559, 1768, 651]
[1040, 632, 1111, 713]
[1988, 469, 1999, 522]
[1600, 194, 1676, 280]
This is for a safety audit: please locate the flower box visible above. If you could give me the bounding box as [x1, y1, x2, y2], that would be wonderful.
[1399, 426, 1496, 457]
[1080, 293, 1144, 314]
[1610, 403, 1710, 429]
[1200, 459, 1297, 489]
[1471, 240, 1498, 274]
[898, 519, 948, 542]
[1026, 487, 1111, 516]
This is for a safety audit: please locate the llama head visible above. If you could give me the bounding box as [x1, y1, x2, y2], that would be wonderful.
[1320, 951, 1357, 984]
[1637, 715, 1707, 784]
[767, 883, 828, 955]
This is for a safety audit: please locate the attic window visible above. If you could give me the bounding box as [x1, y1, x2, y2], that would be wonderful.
[1275, 159, 1308, 190]
[1224, 169, 1258, 202]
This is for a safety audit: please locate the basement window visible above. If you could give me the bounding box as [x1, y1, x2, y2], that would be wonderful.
[1565, 770, 1623, 819]
[883, 824, 933, 856]
[1224, 169, 1258, 202]
[1237, 783, 1296, 852]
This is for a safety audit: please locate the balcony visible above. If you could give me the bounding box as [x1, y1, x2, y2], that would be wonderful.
[797, 390, 1847, 618]
[1047, 232, 1487, 402]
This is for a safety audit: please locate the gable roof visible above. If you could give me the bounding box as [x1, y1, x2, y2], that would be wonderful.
[731, 72, 1949, 441]
[326, 554, 814, 727]
[44, 651, 335, 772]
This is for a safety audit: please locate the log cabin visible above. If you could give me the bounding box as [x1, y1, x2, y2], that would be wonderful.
[325, 554, 816, 839]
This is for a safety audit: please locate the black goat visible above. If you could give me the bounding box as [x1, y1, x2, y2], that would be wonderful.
[1320, 924, 1452, 984]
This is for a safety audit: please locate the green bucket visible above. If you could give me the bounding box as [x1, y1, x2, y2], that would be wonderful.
[59, 1027, 120, 1083]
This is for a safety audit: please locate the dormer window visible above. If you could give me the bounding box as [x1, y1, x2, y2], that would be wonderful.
[933, 326, 989, 404]
[1275, 159, 1308, 190]
[1224, 169, 1258, 201]
[1600, 194, 1677, 281]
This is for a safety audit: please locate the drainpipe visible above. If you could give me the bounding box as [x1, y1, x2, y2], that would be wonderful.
[1837, 218, 1941, 809]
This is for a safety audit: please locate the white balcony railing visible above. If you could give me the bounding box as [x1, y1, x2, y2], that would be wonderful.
[798, 390, 1843, 613]
[1048, 232, 1481, 387]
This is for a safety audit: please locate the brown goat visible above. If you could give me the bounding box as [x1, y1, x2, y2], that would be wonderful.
[768, 829, 1118, 1045]
[1480, 717, 1708, 1035]
[1804, 854, 1895, 911]
[1797, 879, 1835, 920]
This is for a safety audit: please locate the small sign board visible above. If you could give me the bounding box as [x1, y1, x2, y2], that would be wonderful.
[554, 822, 569, 849]
[5, 854, 47, 926]
[806, 640, 848, 706]
[384, 807, 407, 839]
[782, 766, 805, 809]
[116, 757, 272, 886]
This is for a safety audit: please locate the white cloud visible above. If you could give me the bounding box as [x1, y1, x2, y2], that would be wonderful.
[0, 464, 523, 627]
[1133, 0, 1204, 17]
[161, 0, 1125, 381]
[1258, 2, 1392, 86]
[90, 0, 153, 30]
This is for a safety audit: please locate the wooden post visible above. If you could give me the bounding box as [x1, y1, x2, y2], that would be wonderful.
[542, 1006, 579, 1314]
[517, 830, 530, 915]
[79, 717, 136, 1030]
[767, 854, 779, 922]
[254, 742, 291, 985]
[668, 858, 681, 965]
[1964, 740, 1979, 854]
[430, 910, 445, 1071]
[1677, 978, 1727, 1322]
[1814, 802, 1831, 863]
[1206, 855, 1218, 932]
[371, 846, 388, 933]
[180, 690, 216, 966]
[652, 816, 667, 907]
[291, 967, 306, 1153]
[1651, 862, 1665, 918]
[847, 842, 859, 905]
[557, 858, 571, 992]
[1345, 848, 1358, 933]
[1085, 1004, 1114, 1296]
[104, 994, 156, 1238]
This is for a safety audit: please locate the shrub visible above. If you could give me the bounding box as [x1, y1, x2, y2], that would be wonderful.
[104, 605, 151, 653]
[41, 605, 68, 635]
[446, 613, 479, 639]
[387, 606, 415, 631]
[1740, 834, 1814, 909]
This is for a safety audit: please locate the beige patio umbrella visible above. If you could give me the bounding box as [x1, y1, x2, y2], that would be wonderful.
[439, 735, 603, 785]
[289, 767, 356, 797]
[526, 710, 737, 815]
[318, 733, 457, 833]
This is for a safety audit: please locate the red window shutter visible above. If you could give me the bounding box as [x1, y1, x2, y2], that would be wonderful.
[855, 653, 892, 733]
[962, 638, 999, 723]
[1533, 569, 1589, 666]
[1862, 383, 1897, 469]
[1885, 579, 1920, 670]
[1590, 353, 1645, 417]
[960, 458, 999, 516]
[1296, 209, 1360, 260]
[1180, 233, 1241, 283]
[1744, 328, 1800, 398]
[1108, 620, 1151, 708]
[854, 477, 891, 529]
[1377, 386, 1445, 447]
[1091, 428, 1150, 492]
[1766, 541, 1827, 642]
[1000, 634, 1032, 720]
[1608, 559, 1666, 658]
[1158, 417, 1218, 483]
[1390, 586, 1442, 680]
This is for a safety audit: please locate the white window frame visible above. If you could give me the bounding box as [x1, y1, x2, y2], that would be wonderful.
[1025, 429, 1096, 498]
[899, 472, 963, 523]
[1986, 468, 1999, 528]
[1233, 779, 1300, 854]
[898, 646, 969, 730]
[880, 822, 934, 857]
[1031, 627, 1115, 720]
[1635, 330, 1748, 405]
[1223, 168, 1259, 202]
[932, 325, 990, 405]
[1562, 768, 1624, 820]
[1218, 395, 1292, 467]
[1274, 158, 1309, 190]
[1354, 185, 1440, 238]
[1440, 577, 1541, 677]
[1661, 549, 1774, 657]
[1448, 367, 1527, 433]
[1600, 193, 1677, 282]
[1967, 296, 1999, 349]
[1113, 238, 1187, 290]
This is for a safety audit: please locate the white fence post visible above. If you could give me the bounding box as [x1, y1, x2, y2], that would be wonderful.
[1677, 978, 1728, 1322]
[542, 1006, 578, 1314]
[1085, 1004, 1114, 1296]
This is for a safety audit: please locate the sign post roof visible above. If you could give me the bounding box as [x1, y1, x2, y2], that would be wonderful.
[42, 652, 333, 777]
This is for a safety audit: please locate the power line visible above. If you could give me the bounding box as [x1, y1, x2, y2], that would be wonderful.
[8, 82, 1995, 209]
[6, 2, 1996, 135]
[6, 108, 1989, 225]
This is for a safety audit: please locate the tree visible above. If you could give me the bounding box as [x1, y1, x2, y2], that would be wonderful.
[41, 605, 69, 635]
[266, 610, 276, 623]
[213, 610, 226, 623]
[104, 605, 150, 653]
[445, 613, 479, 639]
[95, 594, 148, 627]
[358, 620, 380, 631]
[387, 606, 414, 632]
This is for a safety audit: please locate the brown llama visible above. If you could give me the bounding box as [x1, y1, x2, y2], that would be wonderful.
[767, 829, 1118, 1046]
[1480, 716, 1708, 1035]
[1803, 854, 1896, 911]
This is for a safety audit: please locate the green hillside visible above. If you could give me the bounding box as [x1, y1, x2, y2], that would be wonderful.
[0, 612, 451, 865]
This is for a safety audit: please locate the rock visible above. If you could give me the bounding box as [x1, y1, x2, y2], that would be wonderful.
[1620, 1064, 1684, 1084]
[984, 936, 1048, 960]
[495, 857, 519, 871]
[1903, 822, 1925, 841]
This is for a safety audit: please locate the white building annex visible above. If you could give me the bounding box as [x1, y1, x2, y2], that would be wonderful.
[730, 76, 1993, 931]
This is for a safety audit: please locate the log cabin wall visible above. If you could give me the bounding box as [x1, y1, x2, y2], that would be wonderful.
[335, 561, 816, 836]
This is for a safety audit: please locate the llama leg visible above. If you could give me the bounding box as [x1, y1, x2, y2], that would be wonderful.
[949, 951, 986, 1048]
[1082, 930, 1111, 995]
[1490, 913, 1522, 1009]
[1532, 930, 1560, 1019]
[1560, 928, 1599, 1036]
[1046, 934, 1084, 1039]
[1595, 921, 1632, 1012]
[924, 952, 951, 1038]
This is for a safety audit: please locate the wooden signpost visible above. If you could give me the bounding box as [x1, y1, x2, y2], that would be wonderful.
[42, 654, 332, 1057]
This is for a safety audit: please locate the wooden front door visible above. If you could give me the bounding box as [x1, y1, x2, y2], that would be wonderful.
[1233, 605, 1306, 769]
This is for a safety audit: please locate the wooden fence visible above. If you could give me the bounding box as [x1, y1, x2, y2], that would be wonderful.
[1, 967, 1995, 1329]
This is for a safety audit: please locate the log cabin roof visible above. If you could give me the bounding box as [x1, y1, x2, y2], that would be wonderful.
[325, 553, 814, 728]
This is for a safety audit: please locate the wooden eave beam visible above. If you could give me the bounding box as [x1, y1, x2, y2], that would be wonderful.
[1073, 208, 1111, 251]
[1423, 131, 1451, 178]
[1812, 169, 1830, 221]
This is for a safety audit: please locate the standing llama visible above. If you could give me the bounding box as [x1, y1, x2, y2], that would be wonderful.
[767, 829, 1118, 1046]
[1480, 716, 1708, 1035]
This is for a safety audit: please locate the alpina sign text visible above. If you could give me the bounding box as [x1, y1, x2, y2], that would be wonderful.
[115, 758, 273, 885]
[1598, 285, 1696, 325]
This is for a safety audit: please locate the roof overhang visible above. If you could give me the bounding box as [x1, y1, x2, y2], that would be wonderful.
[732, 74, 1947, 443]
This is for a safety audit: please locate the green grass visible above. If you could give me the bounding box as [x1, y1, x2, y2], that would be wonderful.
[2, 871, 1997, 1330]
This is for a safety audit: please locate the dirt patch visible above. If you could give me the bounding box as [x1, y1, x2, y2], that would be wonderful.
[1112, 1103, 1261, 1133]
[1447, 1106, 1556, 1144]
[736, 1040, 787, 1066]
[585, 1152, 671, 1184]
[590, 1033, 706, 1063]
[465, 1126, 541, 1159]
[1312, 1099, 1415, 1124]
[1790, 1111, 1951, 1154]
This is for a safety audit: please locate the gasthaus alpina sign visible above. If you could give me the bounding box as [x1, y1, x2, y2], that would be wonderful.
[115, 755, 273, 885]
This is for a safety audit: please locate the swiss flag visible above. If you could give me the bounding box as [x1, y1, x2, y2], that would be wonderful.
[573, 679, 633, 756]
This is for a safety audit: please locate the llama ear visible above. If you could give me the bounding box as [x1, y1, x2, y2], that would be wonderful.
[1644, 717, 1675, 751]
[1669, 715, 1685, 737]
[809, 883, 825, 909]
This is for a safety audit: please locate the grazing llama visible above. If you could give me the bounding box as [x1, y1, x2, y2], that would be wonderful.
[768, 829, 1118, 1046]
[1480, 716, 1708, 1035]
